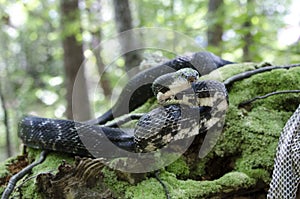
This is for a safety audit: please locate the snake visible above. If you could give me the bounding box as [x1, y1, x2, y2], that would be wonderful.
[18, 52, 230, 157]
[267, 105, 300, 198]
[85, 51, 233, 125]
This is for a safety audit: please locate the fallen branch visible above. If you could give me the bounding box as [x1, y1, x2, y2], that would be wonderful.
[1, 151, 48, 199]
[238, 90, 300, 107]
[224, 63, 300, 87]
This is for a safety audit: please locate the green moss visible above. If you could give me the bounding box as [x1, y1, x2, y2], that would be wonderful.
[229, 67, 300, 108]
[166, 157, 190, 178]
[102, 167, 131, 197]
[19, 149, 74, 199]
[216, 171, 256, 188]
[125, 176, 167, 199]
[158, 171, 221, 199]
[241, 169, 270, 184]
[200, 62, 268, 82]
[26, 148, 74, 174]
[0, 156, 16, 197]
[120, 63, 300, 198]
[124, 170, 257, 199]
[0, 156, 15, 178]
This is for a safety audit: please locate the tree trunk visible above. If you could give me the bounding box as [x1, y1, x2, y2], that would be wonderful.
[112, 0, 142, 73]
[242, 0, 254, 62]
[87, 0, 112, 98]
[91, 31, 112, 98]
[242, 20, 252, 62]
[0, 84, 11, 157]
[60, 0, 91, 120]
[207, 0, 224, 53]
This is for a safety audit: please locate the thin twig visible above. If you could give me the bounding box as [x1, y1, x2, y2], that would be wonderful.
[155, 171, 171, 199]
[239, 90, 300, 107]
[1, 150, 48, 199]
[224, 63, 300, 87]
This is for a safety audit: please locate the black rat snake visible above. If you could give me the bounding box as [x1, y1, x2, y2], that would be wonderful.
[18, 52, 230, 157]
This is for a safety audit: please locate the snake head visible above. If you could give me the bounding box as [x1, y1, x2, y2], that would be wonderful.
[175, 68, 199, 83]
[152, 68, 199, 104]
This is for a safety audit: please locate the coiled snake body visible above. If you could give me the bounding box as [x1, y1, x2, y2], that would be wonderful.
[18, 53, 230, 157]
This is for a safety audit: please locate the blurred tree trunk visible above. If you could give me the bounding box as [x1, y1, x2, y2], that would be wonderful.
[91, 33, 112, 98]
[87, 0, 111, 98]
[61, 0, 91, 120]
[207, 0, 224, 54]
[0, 84, 11, 157]
[112, 0, 142, 73]
[242, 0, 254, 62]
[242, 20, 252, 62]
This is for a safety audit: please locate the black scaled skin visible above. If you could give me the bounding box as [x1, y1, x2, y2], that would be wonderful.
[86, 51, 233, 125]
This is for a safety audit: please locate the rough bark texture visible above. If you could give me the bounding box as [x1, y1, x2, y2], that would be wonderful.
[1, 61, 300, 198]
[61, 0, 91, 120]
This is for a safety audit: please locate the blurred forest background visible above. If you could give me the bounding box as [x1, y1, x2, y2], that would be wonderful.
[0, 0, 299, 161]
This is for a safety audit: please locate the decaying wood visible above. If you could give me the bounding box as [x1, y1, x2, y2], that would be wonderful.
[36, 157, 112, 199]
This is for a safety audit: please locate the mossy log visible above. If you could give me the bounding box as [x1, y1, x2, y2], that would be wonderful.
[1, 62, 300, 199]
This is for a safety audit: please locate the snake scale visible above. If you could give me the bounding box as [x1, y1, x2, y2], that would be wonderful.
[268, 105, 300, 198]
[18, 52, 231, 157]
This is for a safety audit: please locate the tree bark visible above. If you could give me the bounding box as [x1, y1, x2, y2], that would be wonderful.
[61, 0, 91, 120]
[112, 0, 142, 73]
[207, 0, 224, 53]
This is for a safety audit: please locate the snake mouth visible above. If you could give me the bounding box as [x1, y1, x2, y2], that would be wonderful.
[155, 70, 199, 104]
[187, 76, 197, 83]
